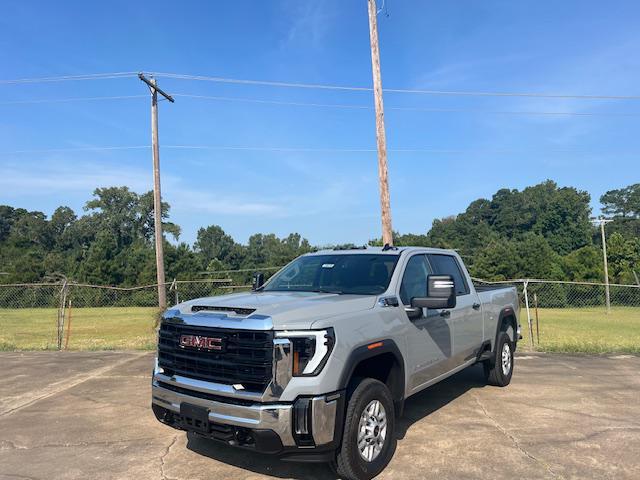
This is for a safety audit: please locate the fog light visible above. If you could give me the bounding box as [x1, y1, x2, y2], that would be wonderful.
[294, 398, 311, 435]
[293, 398, 314, 446]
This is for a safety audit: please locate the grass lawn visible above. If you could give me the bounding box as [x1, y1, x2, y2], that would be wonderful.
[0, 306, 638, 353]
[524, 307, 640, 354]
[0, 307, 159, 351]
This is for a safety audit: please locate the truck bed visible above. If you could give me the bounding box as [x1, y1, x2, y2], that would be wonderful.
[474, 283, 515, 292]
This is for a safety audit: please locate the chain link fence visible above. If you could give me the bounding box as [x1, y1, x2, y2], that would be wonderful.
[1, 272, 639, 353]
[475, 278, 640, 353]
[0, 276, 257, 351]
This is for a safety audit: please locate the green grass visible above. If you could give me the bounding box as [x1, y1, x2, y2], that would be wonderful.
[525, 307, 640, 354]
[0, 306, 638, 353]
[0, 307, 159, 351]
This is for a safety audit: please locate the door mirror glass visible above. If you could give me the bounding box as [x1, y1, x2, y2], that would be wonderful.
[252, 272, 265, 290]
[404, 306, 423, 320]
[411, 274, 456, 309]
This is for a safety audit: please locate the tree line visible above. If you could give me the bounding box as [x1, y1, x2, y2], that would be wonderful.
[371, 181, 640, 284]
[0, 181, 638, 286]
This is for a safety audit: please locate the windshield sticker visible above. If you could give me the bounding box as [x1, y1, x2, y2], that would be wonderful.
[322, 263, 335, 268]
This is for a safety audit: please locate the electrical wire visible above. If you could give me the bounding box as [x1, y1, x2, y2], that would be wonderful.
[0, 95, 147, 105]
[2, 144, 639, 156]
[0, 72, 138, 85]
[154, 72, 640, 100]
[3, 91, 637, 117]
[3, 70, 640, 100]
[171, 93, 640, 117]
[0, 146, 149, 154]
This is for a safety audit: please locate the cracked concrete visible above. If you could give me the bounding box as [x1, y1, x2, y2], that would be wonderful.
[472, 394, 561, 479]
[159, 436, 179, 480]
[0, 352, 639, 479]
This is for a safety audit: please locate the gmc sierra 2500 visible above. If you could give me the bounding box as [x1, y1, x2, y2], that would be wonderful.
[152, 246, 521, 480]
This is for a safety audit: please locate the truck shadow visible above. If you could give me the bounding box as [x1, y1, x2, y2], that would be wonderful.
[395, 363, 487, 439]
[185, 363, 488, 479]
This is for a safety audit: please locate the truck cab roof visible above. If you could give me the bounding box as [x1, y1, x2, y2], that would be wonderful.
[305, 246, 458, 256]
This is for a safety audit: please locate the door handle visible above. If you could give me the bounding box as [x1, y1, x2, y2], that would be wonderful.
[472, 303, 481, 310]
[439, 310, 451, 318]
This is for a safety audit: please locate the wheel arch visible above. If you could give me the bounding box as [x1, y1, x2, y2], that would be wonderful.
[495, 307, 518, 349]
[338, 339, 406, 408]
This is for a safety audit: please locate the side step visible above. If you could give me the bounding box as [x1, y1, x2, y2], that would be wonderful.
[476, 340, 493, 362]
[477, 351, 493, 362]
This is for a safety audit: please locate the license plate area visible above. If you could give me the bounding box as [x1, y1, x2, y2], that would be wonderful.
[180, 403, 210, 433]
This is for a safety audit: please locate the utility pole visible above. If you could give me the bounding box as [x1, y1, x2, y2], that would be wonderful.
[367, 0, 393, 246]
[592, 216, 613, 313]
[139, 73, 174, 309]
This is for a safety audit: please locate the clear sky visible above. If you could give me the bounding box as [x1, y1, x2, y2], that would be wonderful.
[1, 0, 639, 246]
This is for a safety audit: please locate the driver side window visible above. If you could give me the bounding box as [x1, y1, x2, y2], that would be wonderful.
[399, 255, 432, 306]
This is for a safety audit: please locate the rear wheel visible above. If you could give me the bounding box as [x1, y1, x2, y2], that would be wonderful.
[333, 378, 396, 480]
[484, 331, 514, 387]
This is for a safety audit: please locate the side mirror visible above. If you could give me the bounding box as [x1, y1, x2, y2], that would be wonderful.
[411, 274, 456, 310]
[252, 272, 265, 291]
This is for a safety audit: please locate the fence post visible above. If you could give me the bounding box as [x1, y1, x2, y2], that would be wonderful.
[170, 278, 178, 306]
[522, 279, 534, 348]
[56, 280, 69, 350]
[534, 292, 540, 345]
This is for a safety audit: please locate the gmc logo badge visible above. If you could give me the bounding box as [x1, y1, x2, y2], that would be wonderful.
[179, 335, 223, 351]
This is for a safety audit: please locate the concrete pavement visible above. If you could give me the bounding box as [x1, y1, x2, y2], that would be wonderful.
[0, 351, 638, 479]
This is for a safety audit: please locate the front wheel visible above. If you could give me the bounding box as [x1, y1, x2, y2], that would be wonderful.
[333, 378, 397, 480]
[484, 331, 514, 387]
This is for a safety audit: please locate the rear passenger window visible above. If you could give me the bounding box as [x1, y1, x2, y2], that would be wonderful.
[427, 254, 470, 296]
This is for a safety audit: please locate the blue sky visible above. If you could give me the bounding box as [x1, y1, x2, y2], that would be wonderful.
[1, 0, 639, 246]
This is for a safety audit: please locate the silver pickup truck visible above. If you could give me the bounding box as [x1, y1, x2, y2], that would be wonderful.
[152, 246, 521, 480]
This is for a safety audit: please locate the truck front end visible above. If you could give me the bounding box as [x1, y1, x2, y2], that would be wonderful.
[151, 307, 343, 461]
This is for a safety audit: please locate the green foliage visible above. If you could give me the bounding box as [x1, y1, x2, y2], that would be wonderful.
[370, 181, 638, 283]
[0, 186, 312, 286]
[561, 246, 603, 282]
[600, 183, 640, 218]
[0, 180, 638, 286]
[471, 234, 564, 280]
[606, 232, 640, 284]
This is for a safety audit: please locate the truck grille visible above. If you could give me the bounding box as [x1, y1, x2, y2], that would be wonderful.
[158, 322, 273, 392]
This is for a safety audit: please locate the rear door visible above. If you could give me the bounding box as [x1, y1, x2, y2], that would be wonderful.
[427, 253, 483, 363]
[398, 254, 455, 392]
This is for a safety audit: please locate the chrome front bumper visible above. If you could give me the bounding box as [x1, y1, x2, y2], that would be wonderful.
[152, 378, 340, 449]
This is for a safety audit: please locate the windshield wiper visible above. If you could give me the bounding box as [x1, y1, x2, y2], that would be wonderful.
[313, 288, 344, 294]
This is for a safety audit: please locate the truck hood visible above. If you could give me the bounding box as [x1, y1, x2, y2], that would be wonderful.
[175, 291, 377, 329]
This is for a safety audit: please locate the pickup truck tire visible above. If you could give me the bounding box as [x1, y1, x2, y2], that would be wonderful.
[484, 331, 514, 387]
[333, 378, 397, 480]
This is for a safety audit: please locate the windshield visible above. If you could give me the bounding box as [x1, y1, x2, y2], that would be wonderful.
[263, 254, 399, 295]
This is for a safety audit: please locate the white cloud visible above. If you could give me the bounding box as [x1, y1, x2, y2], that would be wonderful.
[279, 0, 335, 50]
[0, 159, 155, 195]
[170, 190, 283, 216]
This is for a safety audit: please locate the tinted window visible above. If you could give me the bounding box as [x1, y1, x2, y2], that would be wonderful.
[399, 255, 432, 305]
[427, 254, 469, 296]
[263, 254, 399, 295]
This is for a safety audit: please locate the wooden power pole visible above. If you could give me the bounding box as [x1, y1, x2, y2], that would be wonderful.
[138, 73, 174, 309]
[367, 0, 393, 246]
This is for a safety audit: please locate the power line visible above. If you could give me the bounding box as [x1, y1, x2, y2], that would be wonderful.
[0, 72, 138, 85]
[2, 144, 640, 156]
[3, 70, 640, 100]
[172, 93, 640, 117]
[0, 146, 149, 154]
[154, 71, 640, 101]
[3, 91, 638, 117]
[0, 95, 147, 105]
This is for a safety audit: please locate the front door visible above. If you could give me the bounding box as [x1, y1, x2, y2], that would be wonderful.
[399, 254, 455, 392]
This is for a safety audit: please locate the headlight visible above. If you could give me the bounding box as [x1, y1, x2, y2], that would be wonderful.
[275, 329, 334, 376]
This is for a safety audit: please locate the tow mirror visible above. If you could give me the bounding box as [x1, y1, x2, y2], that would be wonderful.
[411, 274, 456, 310]
[252, 272, 265, 291]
